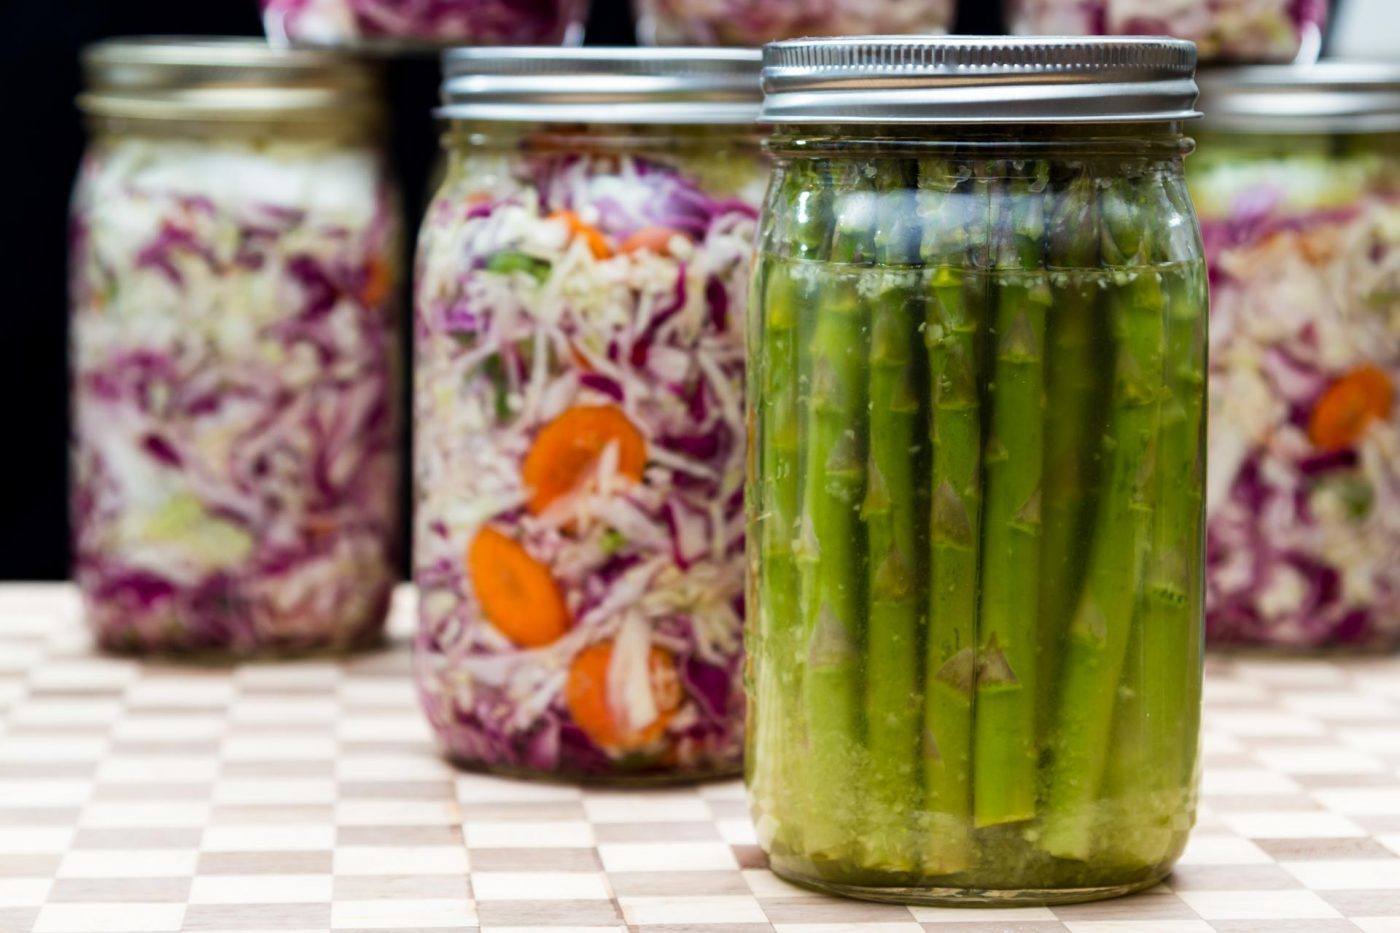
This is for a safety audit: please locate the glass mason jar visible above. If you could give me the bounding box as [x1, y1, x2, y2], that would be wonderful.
[260, 0, 589, 50]
[71, 40, 402, 656]
[1005, 0, 1328, 63]
[1190, 66, 1400, 650]
[414, 49, 767, 782]
[747, 38, 1208, 904]
[633, 0, 954, 47]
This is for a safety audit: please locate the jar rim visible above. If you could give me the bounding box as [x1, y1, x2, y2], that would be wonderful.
[1197, 62, 1400, 134]
[437, 47, 763, 125]
[78, 37, 383, 125]
[761, 35, 1201, 125]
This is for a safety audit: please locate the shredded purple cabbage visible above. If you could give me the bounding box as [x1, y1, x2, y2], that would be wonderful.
[413, 138, 764, 777]
[70, 139, 401, 655]
[1008, 0, 1328, 62]
[633, 0, 954, 46]
[261, 0, 588, 47]
[1194, 147, 1399, 649]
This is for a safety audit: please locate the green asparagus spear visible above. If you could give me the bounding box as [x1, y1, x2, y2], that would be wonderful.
[974, 162, 1051, 828]
[1099, 172, 1208, 869]
[797, 165, 874, 860]
[1138, 171, 1208, 851]
[1037, 168, 1105, 741]
[862, 162, 926, 873]
[919, 158, 988, 871]
[1167, 172, 1208, 801]
[1098, 592, 1154, 863]
[750, 160, 834, 855]
[1040, 169, 1168, 861]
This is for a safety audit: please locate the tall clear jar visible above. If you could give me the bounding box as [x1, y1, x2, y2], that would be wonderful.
[260, 0, 589, 49]
[1005, 0, 1328, 63]
[1191, 65, 1400, 650]
[633, 0, 954, 47]
[71, 40, 402, 656]
[747, 38, 1208, 904]
[414, 49, 766, 782]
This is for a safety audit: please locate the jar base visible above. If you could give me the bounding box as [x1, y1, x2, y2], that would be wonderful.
[445, 755, 742, 788]
[93, 627, 388, 665]
[770, 864, 1171, 907]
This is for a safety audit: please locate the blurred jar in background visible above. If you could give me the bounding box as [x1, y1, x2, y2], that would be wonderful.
[413, 49, 766, 782]
[1330, 0, 1400, 60]
[1005, 0, 1327, 63]
[71, 40, 402, 656]
[1191, 65, 1400, 650]
[633, 0, 954, 46]
[261, 0, 589, 49]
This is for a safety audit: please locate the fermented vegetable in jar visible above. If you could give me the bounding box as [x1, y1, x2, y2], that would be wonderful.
[1191, 65, 1400, 650]
[70, 40, 402, 656]
[1006, 0, 1328, 63]
[748, 37, 1207, 904]
[414, 49, 766, 781]
[633, 0, 954, 47]
[261, 0, 589, 48]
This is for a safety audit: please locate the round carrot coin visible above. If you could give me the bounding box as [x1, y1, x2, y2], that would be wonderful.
[521, 405, 647, 514]
[1309, 364, 1394, 452]
[565, 640, 681, 754]
[467, 527, 570, 648]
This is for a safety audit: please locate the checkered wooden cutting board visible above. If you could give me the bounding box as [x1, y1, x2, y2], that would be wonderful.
[3, 584, 1400, 933]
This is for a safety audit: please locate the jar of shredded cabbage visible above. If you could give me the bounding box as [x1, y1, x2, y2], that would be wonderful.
[633, 0, 954, 47]
[261, 0, 589, 49]
[414, 49, 766, 782]
[748, 37, 1208, 905]
[1191, 65, 1400, 651]
[1006, 0, 1328, 63]
[71, 40, 402, 656]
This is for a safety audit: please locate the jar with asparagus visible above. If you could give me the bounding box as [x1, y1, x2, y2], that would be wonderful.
[746, 37, 1208, 905]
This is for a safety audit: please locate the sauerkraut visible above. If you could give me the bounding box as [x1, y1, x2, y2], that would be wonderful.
[1007, 0, 1328, 62]
[70, 134, 401, 654]
[634, 0, 954, 46]
[1192, 136, 1399, 648]
[260, 0, 588, 48]
[414, 134, 763, 778]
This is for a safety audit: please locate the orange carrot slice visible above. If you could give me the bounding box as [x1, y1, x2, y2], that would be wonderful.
[467, 527, 570, 648]
[565, 640, 681, 754]
[618, 226, 687, 256]
[359, 256, 394, 309]
[521, 405, 646, 514]
[567, 340, 594, 372]
[548, 210, 613, 260]
[1309, 364, 1394, 452]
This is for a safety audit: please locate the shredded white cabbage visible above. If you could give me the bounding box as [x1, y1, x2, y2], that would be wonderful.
[71, 132, 400, 653]
[413, 139, 764, 775]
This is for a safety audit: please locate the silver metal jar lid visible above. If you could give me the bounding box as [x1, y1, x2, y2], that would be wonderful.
[1197, 62, 1400, 134]
[78, 38, 382, 124]
[761, 36, 1201, 125]
[439, 47, 763, 125]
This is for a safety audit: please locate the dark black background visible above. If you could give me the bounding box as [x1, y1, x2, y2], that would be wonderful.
[0, 0, 1261, 580]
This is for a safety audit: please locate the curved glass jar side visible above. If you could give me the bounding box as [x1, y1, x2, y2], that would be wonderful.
[413, 123, 766, 782]
[1005, 0, 1327, 63]
[633, 0, 953, 47]
[746, 128, 1208, 903]
[260, 0, 589, 49]
[70, 122, 403, 656]
[1191, 131, 1400, 651]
